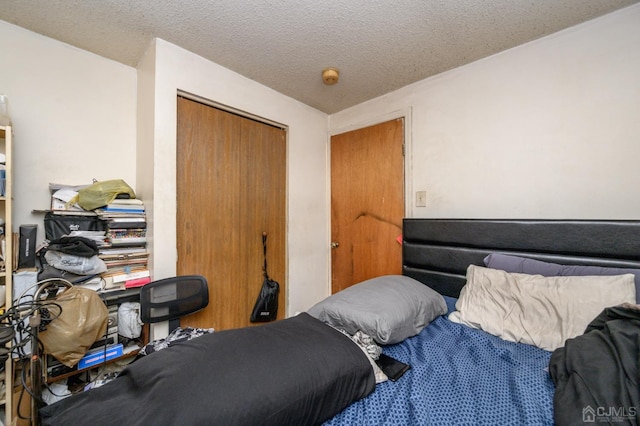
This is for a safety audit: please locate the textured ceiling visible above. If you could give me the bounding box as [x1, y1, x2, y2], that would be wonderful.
[1, 0, 638, 114]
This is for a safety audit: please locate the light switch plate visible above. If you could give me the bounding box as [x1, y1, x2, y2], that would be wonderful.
[416, 191, 427, 207]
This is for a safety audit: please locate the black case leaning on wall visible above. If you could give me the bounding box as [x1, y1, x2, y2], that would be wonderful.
[18, 224, 38, 269]
[44, 212, 107, 241]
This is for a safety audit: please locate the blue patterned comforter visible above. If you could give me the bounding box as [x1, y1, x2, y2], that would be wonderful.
[325, 300, 555, 426]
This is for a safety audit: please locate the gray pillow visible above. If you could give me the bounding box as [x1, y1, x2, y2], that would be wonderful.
[484, 253, 640, 303]
[307, 275, 447, 344]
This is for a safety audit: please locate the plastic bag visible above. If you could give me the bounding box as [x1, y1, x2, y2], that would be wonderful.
[73, 179, 136, 211]
[44, 251, 107, 275]
[118, 302, 143, 339]
[39, 286, 109, 367]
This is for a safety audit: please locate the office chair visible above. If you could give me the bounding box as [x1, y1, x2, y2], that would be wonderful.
[139, 275, 209, 333]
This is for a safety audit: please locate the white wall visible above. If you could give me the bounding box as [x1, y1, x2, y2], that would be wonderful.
[138, 39, 330, 316]
[331, 4, 640, 220]
[0, 20, 137, 243]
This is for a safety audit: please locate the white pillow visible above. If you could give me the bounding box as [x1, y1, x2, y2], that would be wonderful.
[307, 275, 447, 344]
[449, 265, 636, 351]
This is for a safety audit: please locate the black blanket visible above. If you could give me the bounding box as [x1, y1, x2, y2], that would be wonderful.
[549, 304, 640, 426]
[40, 313, 375, 426]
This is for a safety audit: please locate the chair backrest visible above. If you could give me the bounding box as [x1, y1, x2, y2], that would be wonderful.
[139, 275, 209, 326]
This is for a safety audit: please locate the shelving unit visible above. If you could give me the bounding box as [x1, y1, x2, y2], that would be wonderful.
[0, 124, 13, 426]
[46, 345, 142, 384]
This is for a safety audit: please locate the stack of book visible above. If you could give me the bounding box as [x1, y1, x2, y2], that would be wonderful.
[95, 199, 145, 216]
[97, 200, 150, 290]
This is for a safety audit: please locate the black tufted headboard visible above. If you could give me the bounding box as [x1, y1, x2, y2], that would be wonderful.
[402, 219, 640, 298]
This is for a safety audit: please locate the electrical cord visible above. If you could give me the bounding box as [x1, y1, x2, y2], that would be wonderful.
[3, 278, 130, 423]
[0, 279, 71, 424]
[0, 299, 63, 360]
[3, 302, 62, 422]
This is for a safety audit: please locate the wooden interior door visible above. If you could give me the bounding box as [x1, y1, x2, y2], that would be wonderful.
[331, 118, 404, 294]
[176, 96, 286, 330]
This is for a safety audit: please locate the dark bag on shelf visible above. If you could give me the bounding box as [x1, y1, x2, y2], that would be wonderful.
[47, 236, 99, 257]
[44, 212, 107, 240]
[250, 233, 279, 322]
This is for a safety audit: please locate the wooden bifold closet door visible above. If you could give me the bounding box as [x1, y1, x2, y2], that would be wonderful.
[176, 96, 286, 331]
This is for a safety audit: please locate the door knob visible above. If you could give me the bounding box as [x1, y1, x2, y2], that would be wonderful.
[331, 242, 339, 249]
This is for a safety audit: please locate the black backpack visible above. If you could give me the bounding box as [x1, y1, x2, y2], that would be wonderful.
[250, 232, 279, 322]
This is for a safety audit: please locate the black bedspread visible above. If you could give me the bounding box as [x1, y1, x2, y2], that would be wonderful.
[549, 304, 640, 425]
[40, 313, 375, 426]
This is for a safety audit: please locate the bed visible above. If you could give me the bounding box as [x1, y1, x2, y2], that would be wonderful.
[39, 219, 640, 425]
[326, 219, 640, 425]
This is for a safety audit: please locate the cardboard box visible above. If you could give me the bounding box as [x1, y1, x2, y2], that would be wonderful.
[50, 197, 85, 212]
[49, 183, 90, 212]
[78, 343, 123, 369]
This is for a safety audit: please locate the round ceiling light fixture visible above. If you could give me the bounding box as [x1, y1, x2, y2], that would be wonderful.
[322, 67, 340, 85]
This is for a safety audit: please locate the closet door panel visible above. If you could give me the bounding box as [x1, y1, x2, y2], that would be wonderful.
[177, 96, 286, 330]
